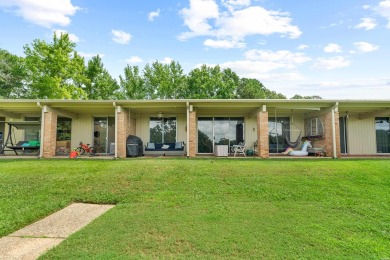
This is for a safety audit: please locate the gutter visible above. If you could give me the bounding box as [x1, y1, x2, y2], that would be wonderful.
[37, 102, 44, 158]
[331, 102, 338, 159]
[113, 102, 118, 158]
[186, 102, 189, 157]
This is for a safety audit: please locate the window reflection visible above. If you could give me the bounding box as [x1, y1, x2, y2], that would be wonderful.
[375, 117, 390, 153]
[268, 117, 289, 153]
[149, 117, 177, 143]
[198, 117, 244, 153]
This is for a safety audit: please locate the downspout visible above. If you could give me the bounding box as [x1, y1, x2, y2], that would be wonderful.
[331, 102, 338, 159]
[186, 102, 189, 157]
[37, 102, 44, 158]
[113, 102, 118, 158]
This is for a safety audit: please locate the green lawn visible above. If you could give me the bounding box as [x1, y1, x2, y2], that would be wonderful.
[0, 158, 389, 259]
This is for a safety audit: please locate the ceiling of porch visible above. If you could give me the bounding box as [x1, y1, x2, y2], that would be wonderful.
[0, 99, 389, 120]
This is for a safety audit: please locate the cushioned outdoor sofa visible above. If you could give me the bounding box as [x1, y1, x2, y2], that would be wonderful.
[144, 141, 185, 156]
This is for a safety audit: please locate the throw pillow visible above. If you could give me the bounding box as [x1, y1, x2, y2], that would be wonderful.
[175, 142, 182, 149]
[147, 142, 155, 149]
[162, 144, 170, 149]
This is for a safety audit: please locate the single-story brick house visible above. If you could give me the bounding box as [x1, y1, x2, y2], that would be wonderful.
[0, 99, 389, 158]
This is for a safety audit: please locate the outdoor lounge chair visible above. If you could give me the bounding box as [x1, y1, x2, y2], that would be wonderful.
[233, 142, 246, 157]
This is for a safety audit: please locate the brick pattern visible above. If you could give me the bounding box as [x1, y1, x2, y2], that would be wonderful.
[310, 110, 341, 158]
[257, 111, 269, 158]
[188, 111, 196, 157]
[42, 112, 57, 158]
[116, 108, 129, 158]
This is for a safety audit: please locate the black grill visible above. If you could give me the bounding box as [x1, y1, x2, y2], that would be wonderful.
[126, 135, 143, 157]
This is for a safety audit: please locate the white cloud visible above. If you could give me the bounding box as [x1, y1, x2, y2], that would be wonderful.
[312, 56, 351, 70]
[354, 41, 379, 52]
[0, 0, 79, 28]
[78, 52, 104, 59]
[179, 1, 301, 48]
[324, 43, 342, 53]
[216, 6, 301, 39]
[178, 0, 219, 40]
[161, 57, 174, 64]
[222, 0, 251, 12]
[355, 17, 377, 30]
[217, 60, 305, 81]
[126, 56, 143, 64]
[148, 9, 160, 21]
[244, 50, 311, 64]
[297, 44, 308, 50]
[53, 29, 79, 42]
[294, 78, 390, 99]
[204, 38, 245, 48]
[199, 49, 309, 82]
[375, 0, 390, 28]
[112, 30, 132, 44]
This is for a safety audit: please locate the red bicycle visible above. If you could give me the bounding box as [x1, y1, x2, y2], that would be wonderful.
[75, 141, 96, 155]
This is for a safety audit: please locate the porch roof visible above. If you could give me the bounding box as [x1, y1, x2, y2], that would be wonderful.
[0, 99, 389, 118]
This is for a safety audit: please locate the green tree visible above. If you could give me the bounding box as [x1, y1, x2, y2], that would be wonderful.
[143, 60, 186, 99]
[236, 78, 266, 99]
[187, 65, 238, 99]
[0, 49, 27, 98]
[264, 89, 286, 99]
[291, 94, 322, 99]
[85, 55, 119, 100]
[23, 33, 87, 99]
[119, 65, 147, 99]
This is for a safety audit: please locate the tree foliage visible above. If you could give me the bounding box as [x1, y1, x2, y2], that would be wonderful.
[291, 94, 322, 99]
[186, 65, 239, 99]
[0, 49, 27, 98]
[119, 65, 146, 100]
[85, 55, 119, 99]
[23, 33, 87, 99]
[0, 33, 308, 100]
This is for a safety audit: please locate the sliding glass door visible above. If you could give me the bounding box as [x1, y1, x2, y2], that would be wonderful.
[375, 117, 390, 153]
[339, 117, 348, 154]
[94, 117, 115, 154]
[268, 117, 289, 153]
[197, 117, 244, 154]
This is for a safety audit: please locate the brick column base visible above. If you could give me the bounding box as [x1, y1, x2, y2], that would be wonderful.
[116, 108, 129, 158]
[42, 112, 57, 158]
[189, 111, 196, 157]
[257, 111, 269, 158]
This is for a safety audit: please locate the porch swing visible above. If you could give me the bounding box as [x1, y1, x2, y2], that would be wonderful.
[282, 110, 302, 148]
[0, 121, 41, 155]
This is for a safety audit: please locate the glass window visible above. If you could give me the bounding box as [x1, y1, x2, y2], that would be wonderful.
[197, 117, 244, 154]
[57, 118, 72, 141]
[375, 117, 390, 153]
[268, 117, 289, 153]
[25, 117, 40, 141]
[339, 117, 348, 154]
[150, 117, 176, 143]
[198, 117, 213, 153]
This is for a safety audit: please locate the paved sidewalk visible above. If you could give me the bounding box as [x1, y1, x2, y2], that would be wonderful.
[0, 203, 115, 260]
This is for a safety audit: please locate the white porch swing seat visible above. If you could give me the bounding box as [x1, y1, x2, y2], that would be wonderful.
[233, 142, 246, 157]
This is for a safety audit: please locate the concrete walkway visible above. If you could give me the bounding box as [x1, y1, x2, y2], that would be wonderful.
[0, 203, 115, 260]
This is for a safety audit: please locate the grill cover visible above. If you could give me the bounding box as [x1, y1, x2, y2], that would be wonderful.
[126, 135, 143, 157]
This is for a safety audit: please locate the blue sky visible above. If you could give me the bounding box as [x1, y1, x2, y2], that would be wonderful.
[1, 0, 390, 99]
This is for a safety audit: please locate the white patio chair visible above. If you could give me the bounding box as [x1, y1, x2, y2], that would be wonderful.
[233, 142, 246, 157]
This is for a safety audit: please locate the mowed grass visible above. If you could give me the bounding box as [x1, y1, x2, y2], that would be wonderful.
[0, 158, 389, 259]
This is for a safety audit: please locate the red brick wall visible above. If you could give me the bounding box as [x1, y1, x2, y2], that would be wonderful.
[189, 111, 197, 157]
[116, 108, 129, 158]
[257, 111, 269, 158]
[42, 111, 57, 158]
[309, 110, 340, 158]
